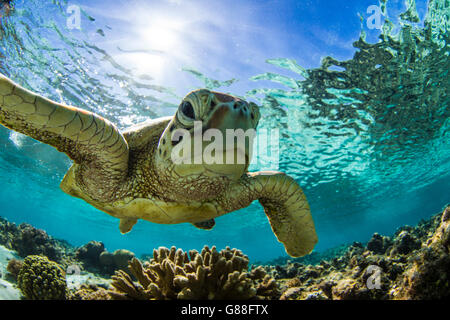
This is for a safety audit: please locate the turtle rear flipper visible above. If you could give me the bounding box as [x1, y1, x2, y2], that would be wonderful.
[119, 218, 138, 234]
[192, 219, 215, 230]
[0, 74, 129, 201]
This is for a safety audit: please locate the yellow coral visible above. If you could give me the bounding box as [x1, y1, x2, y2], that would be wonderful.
[17, 255, 67, 300]
[69, 284, 111, 300]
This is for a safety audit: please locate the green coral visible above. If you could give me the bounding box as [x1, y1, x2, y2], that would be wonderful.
[17, 255, 67, 300]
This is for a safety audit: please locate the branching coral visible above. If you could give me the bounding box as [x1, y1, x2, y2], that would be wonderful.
[17, 255, 67, 300]
[109, 246, 278, 300]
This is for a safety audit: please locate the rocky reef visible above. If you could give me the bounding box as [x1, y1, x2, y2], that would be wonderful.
[0, 0, 13, 18]
[0, 218, 74, 265]
[0, 205, 448, 300]
[264, 205, 450, 300]
[0, 218, 134, 277]
[75, 241, 135, 275]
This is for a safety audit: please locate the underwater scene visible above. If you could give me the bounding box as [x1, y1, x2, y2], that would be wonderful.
[0, 0, 448, 301]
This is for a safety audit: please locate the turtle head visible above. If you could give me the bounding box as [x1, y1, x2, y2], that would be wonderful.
[155, 89, 260, 199]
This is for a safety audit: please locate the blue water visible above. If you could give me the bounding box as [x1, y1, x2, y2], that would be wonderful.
[0, 0, 448, 262]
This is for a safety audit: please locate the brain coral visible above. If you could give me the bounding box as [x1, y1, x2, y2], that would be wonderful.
[17, 255, 67, 300]
[109, 245, 278, 300]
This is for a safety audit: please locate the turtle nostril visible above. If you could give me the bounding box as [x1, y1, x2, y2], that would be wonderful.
[210, 99, 216, 110]
[233, 102, 239, 110]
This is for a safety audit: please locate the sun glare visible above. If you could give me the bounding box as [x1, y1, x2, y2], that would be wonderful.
[114, 15, 186, 77]
[116, 52, 166, 76]
[140, 25, 178, 52]
[112, 16, 185, 77]
[138, 19, 182, 52]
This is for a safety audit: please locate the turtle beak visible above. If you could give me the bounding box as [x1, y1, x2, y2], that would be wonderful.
[201, 94, 258, 170]
[207, 93, 260, 131]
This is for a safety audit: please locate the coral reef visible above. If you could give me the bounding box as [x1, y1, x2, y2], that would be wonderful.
[366, 233, 392, 255]
[102, 249, 135, 274]
[108, 246, 278, 300]
[75, 241, 105, 267]
[0, 218, 73, 264]
[12, 224, 68, 262]
[6, 258, 22, 280]
[265, 205, 450, 300]
[17, 255, 67, 300]
[0, 217, 133, 276]
[0, 206, 448, 300]
[392, 207, 450, 299]
[68, 284, 111, 300]
[0, 0, 13, 18]
[75, 241, 135, 275]
[259, 244, 349, 269]
[0, 217, 18, 249]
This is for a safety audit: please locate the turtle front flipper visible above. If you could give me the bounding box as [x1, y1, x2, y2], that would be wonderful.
[221, 172, 318, 257]
[0, 74, 129, 201]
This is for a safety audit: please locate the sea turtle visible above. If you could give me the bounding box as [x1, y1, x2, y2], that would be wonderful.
[0, 74, 317, 257]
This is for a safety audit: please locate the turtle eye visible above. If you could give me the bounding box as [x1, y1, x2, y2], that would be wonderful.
[180, 101, 195, 119]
